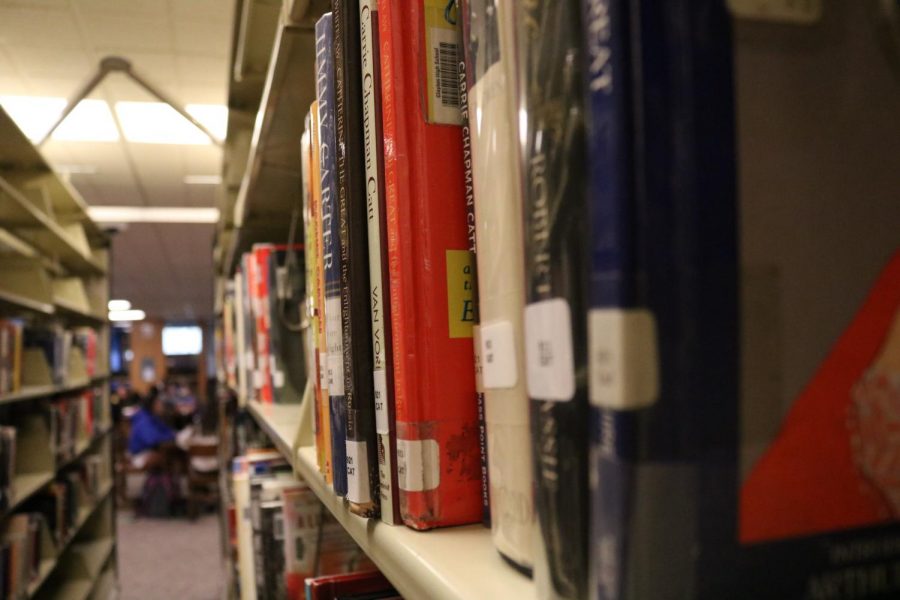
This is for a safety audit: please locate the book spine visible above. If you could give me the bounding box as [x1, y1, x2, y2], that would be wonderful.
[310, 103, 333, 484]
[333, 0, 379, 518]
[379, 0, 480, 530]
[580, 2, 636, 598]
[515, 0, 590, 596]
[458, 3, 491, 530]
[253, 245, 275, 404]
[316, 12, 348, 497]
[359, 0, 400, 526]
[463, 0, 535, 569]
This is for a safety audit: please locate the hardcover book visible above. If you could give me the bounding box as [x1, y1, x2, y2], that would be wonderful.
[511, 0, 589, 596]
[316, 11, 348, 497]
[310, 101, 333, 483]
[462, 0, 533, 569]
[593, 1, 900, 597]
[378, 0, 481, 529]
[333, 0, 379, 518]
[358, 0, 399, 525]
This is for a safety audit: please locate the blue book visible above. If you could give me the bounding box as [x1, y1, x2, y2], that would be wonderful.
[583, 0, 737, 598]
[316, 12, 347, 497]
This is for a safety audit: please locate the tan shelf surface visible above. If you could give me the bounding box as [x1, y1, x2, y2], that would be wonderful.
[0, 378, 98, 406]
[245, 401, 535, 600]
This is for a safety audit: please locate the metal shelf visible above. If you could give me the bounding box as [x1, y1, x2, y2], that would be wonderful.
[244, 401, 535, 600]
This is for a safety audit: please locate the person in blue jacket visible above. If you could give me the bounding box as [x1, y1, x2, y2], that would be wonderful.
[128, 387, 176, 470]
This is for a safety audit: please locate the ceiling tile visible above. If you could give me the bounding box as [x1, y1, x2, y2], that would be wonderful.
[171, 0, 232, 24]
[173, 20, 230, 57]
[8, 45, 94, 78]
[74, 0, 169, 18]
[80, 14, 171, 53]
[0, 7, 84, 48]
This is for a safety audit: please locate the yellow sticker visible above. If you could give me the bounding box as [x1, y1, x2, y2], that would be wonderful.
[446, 249, 475, 338]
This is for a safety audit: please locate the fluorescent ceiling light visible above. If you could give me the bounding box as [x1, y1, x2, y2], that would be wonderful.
[0, 95, 226, 145]
[88, 206, 220, 224]
[109, 309, 146, 322]
[116, 101, 225, 145]
[108, 299, 132, 311]
[54, 99, 118, 141]
[184, 174, 222, 185]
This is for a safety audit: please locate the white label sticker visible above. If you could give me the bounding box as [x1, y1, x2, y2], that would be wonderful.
[327, 352, 345, 396]
[346, 440, 371, 504]
[480, 320, 518, 389]
[588, 308, 660, 410]
[318, 351, 328, 391]
[524, 298, 576, 401]
[272, 369, 285, 389]
[253, 370, 264, 389]
[324, 296, 344, 396]
[426, 26, 463, 125]
[472, 325, 484, 393]
[397, 439, 440, 492]
[373, 369, 389, 434]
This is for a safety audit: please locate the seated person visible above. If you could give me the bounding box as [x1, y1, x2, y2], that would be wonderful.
[128, 389, 176, 471]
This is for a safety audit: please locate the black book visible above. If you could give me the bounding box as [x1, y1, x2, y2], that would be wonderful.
[513, 0, 590, 597]
[267, 246, 307, 404]
[332, 0, 379, 518]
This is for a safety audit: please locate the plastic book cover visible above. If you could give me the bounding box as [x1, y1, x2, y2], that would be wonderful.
[378, 0, 481, 529]
[316, 11, 348, 497]
[310, 102, 333, 484]
[512, 0, 590, 596]
[265, 246, 307, 404]
[359, 0, 400, 525]
[333, 0, 379, 518]
[462, 0, 534, 569]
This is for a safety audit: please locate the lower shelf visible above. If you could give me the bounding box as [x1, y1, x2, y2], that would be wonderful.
[244, 402, 535, 600]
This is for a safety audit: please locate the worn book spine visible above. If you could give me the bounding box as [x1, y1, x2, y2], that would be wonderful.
[333, 0, 379, 518]
[463, 0, 534, 570]
[310, 102, 333, 484]
[379, 0, 481, 529]
[359, 0, 400, 525]
[512, 0, 590, 597]
[316, 12, 347, 496]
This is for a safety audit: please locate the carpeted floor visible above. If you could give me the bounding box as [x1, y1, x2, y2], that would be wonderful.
[117, 511, 224, 600]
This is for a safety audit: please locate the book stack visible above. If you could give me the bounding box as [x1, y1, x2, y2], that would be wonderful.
[222, 0, 900, 597]
[304, 570, 396, 600]
[0, 427, 16, 511]
[235, 245, 307, 406]
[48, 392, 91, 462]
[27, 473, 82, 545]
[0, 513, 43, 598]
[0, 320, 23, 395]
[73, 327, 98, 378]
[24, 327, 71, 386]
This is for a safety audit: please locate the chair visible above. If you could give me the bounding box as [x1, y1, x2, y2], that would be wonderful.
[186, 436, 220, 519]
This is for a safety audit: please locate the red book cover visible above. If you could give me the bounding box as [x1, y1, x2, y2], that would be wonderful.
[378, 0, 480, 529]
[305, 571, 393, 600]
[251, 244, 275, 404]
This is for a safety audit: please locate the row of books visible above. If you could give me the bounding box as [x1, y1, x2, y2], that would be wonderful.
[222, 245, 306, 407]
[231, 450, 375, 600]
[0, 512, 42, 599]
[0, 428, 15, 512]
[48, 388, 102, 463]
[305, 571, 397, 600]
[224, 0, 900, 597]
[0, 321, 101, 394]
[0, 455, 105, 598]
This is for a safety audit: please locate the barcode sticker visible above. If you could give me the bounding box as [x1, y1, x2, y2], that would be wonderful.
[373, 369, 389, 434]
[273, 512, 284, 540]
[524, 298, 576, 401]
[346, 440, 371, 504]
[423, 1, 463, 126]
[397, 438, 440, 492]
[588, 309, 659, 410]
[480, 320, 518, 389]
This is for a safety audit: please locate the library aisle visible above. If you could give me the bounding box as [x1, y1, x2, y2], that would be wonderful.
[2, 1, 900, 600]
[117, 512, 222, 600]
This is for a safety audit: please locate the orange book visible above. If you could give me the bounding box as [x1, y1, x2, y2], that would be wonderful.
[379, 0, 480, 529]
[309, 101, 333, 482]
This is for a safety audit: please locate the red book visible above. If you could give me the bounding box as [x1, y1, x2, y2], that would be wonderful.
[378, 0, 480, 529]
[251, 244, 275, 404]
[304, 571, 393, 600]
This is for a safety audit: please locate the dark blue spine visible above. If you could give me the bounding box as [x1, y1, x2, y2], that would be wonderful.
[581, 1, 632, 599]
[316, 12, 347, 496]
